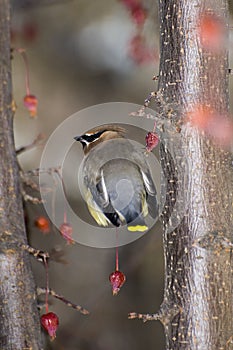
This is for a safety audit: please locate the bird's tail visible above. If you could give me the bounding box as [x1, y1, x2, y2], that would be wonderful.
[127, 214, 148, 232]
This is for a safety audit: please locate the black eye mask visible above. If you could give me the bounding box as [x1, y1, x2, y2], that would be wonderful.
[82, 130, 107, 143]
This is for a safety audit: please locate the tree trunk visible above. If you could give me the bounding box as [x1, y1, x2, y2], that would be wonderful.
[158, 0, 233, 349]
[0, 1, 42, 349]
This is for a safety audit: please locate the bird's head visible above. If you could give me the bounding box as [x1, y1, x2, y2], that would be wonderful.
[74, 124, 126, 154]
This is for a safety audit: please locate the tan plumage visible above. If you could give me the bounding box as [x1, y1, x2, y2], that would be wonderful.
[74, 124, 158, 231]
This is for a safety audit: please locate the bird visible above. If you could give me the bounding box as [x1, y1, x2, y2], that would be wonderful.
[74, 124, 158, 232]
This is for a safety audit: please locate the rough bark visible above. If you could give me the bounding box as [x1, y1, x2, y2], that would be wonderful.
[157, 0, 233, 349]
[0, 1, 42, 349]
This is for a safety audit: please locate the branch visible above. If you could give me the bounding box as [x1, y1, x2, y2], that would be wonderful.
[157, 1, 233, 349]
[0, 1, 42, 348]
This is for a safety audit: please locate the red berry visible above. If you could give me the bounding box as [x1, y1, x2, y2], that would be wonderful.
[199, 12, 226, 52]
[109, 270, 126, 296]
[131, 5, 147, 26]
[186, 104, 233, 147]
[24, 94, 38, 117]
[59, 222, 74, 245]
[41, 312, 59, 340]
[119, 1, 147, 26]
[187, 104, 213, 129]
[145, 131, 159, 152]
[129, 34, 156, 65]
[22, 22, 38, 43]
[35, 216, 50, 234]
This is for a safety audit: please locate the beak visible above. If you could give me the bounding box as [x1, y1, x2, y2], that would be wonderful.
[74, 136, 81, 142]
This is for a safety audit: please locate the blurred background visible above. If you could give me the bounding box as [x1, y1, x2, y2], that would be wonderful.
[11, 0, 233, 349]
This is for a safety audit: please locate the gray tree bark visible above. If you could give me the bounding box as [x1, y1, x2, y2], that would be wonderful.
[0, 1, 43, 349]
[158, 0, 233, 349]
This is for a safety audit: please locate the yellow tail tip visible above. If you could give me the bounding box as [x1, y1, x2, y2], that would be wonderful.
[127, 225, 148, 232]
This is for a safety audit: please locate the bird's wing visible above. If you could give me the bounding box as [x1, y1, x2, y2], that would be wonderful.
[84, 188, 110, 227]
[84, 168, 109, 208]
[83, 169, 111, 226]
[140, 169, 158, 219]
[84, 170, 121, 227]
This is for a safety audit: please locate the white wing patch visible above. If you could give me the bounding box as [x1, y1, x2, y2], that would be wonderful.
[98, 169, 109, 206]
[142, 193, 149, 217]
[141, 170, 156, 195]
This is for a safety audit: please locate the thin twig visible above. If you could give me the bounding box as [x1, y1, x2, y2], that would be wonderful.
[21, 244, 50, 262]
[16, 133, 45, 156]
[144, 91, 157, 107]
[37, 287, 90, 315]
[20, 173, 40, 191]
[128, 312, 160, 322]
[22, 190, 43, 204]
[24, 166, 61, 177]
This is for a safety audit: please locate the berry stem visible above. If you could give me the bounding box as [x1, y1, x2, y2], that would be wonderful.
[44, 257, 49, 314]
[153, 121, 157, 133]
[15, 48, 30, 95]
[63, 210, 67, 224]
[115, 246, 119, 271]
[115, 228, 119, 271]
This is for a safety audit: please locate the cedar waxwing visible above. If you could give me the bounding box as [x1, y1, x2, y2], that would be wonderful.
[74, 125, 158, 232]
